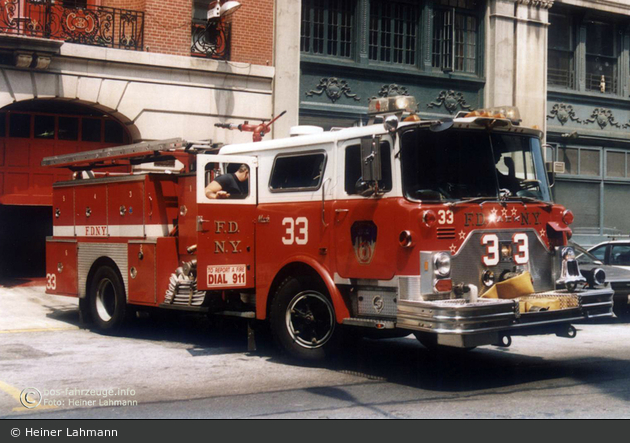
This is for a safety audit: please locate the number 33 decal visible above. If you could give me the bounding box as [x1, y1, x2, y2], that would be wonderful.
[282, 217, 308, 245]
[481, 233, 529, 266]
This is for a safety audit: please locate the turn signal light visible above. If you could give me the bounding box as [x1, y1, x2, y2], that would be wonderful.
[434, 278, 453, 293]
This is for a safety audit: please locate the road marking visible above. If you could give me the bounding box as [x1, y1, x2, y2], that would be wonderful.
[0, 327, 79, 334]
[0, 380, 58, 412]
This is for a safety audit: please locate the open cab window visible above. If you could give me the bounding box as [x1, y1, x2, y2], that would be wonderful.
[196, 154, 257, 205]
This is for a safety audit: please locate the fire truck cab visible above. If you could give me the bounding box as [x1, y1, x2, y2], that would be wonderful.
[43, 97, 614, 360]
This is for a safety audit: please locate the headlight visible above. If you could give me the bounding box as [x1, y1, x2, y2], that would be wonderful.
[434, 252, 451, 277]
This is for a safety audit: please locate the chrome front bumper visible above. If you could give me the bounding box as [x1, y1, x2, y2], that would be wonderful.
[396, 287, 613, 347]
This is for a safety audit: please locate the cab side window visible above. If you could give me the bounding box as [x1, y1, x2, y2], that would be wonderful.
[269, 152, 326, 192]
[344, 142, 392, 195]
[204, 162, 249, 199]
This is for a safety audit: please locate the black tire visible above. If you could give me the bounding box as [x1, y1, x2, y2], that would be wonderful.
[78, 297, 92, 326]
[89, 265, 127, 332]
[270, 276, 338, 361]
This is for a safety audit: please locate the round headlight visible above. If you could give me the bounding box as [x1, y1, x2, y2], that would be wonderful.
[561, 247, 576, 260]
[434, 252, 451, 277]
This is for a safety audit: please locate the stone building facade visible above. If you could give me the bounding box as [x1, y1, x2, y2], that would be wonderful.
[275, 0, 630, 246]
[0, 0, 276, 277]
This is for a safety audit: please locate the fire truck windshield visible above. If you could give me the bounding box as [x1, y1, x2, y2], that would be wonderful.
[400, 128, 551, 203]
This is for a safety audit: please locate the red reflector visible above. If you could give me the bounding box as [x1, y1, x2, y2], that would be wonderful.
[434, 278, 452, 293]
[562, 210, 574, 226]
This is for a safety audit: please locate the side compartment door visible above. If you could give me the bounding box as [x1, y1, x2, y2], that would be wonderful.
[196, 154, 258, 291]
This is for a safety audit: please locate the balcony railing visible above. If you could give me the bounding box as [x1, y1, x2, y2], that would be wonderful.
[0, 0, 144, 51]
[191, 19, 230, 60]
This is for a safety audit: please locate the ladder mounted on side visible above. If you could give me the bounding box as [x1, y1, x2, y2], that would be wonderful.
[41, 138, 216, 171]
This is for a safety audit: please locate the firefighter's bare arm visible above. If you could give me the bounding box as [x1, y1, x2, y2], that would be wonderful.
[205, 180, 229, 199]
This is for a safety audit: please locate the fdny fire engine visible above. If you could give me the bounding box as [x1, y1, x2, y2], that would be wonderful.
[42, 97, 613, 360]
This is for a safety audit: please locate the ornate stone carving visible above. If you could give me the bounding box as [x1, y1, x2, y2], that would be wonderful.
[377, 84, 409, 98]
[426, 90, 473, 114]
[305, 78, 361, 103]
[582, 108, 621, 129]
[546, 103, 582, 125]
[516, 0, 554, 9]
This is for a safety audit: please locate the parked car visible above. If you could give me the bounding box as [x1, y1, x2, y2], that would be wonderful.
[588, 240, 630, 271]
[574, 242, 630, 319]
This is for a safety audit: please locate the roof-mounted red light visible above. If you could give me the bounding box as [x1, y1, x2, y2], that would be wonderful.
[562, 209, 574, 226]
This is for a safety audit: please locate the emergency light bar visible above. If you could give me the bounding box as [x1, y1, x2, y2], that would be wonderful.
[368, 96, 418, 116]
[464, 106, 521, 123]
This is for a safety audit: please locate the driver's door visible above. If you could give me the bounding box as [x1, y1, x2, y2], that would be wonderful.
[196, 154, 257, 291]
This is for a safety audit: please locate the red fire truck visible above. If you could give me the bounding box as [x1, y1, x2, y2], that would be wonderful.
[42, 97, 613, 360]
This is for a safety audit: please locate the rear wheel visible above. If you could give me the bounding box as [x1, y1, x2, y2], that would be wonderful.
[89, 265, 127, 332]
[270, 276, 337, 361]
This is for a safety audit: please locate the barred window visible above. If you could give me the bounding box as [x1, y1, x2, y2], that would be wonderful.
[432, 0, 478, 73]
[548, 13, 575, 89]
[301, 0, 355, 58]
[585, 20, 619, 94]
[368, 1, 418, 65]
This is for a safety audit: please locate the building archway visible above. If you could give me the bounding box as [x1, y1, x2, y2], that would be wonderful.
[0, 99, 136, 279]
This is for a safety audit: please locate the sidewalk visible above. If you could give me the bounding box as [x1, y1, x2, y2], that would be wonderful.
[0, 281, 79, 333]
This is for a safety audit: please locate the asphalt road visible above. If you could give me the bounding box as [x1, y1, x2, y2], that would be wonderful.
[1, 281, 630, 419]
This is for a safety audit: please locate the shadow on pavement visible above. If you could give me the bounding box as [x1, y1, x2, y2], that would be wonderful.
[41, 304, 630, 399]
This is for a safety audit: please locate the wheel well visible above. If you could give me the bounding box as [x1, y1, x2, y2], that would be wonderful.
[266, 262, 326, 318]
[85, 257, 125, 299]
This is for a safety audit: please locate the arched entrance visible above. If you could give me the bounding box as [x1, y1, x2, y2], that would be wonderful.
[0, 99, 134, 279]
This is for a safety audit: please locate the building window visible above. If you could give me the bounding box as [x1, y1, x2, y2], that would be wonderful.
[191, 0, 232, 59]
[301, 0, 355, 58]
[548, 10, 623, 95]
[606, 150, 627, 179]
[368, 1, 418, 65]
[585, 20, 619, 94]
[559, 146, 600, 177]
[432, 0, 478, 73]
[548, 13, 575, 89]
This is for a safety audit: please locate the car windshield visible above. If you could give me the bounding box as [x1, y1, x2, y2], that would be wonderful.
[572, 242, 603, 265]
[400, 128, 551, 202]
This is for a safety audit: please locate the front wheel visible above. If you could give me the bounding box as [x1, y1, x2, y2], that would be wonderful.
[270, 277, 337, 361]
[89, 265, 127, 332]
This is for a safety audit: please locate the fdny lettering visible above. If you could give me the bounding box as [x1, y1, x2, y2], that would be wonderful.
[215, 221, 239, 234]
[464, 212, 541, 227]
[214, 240, 241, 254]
[85, 226, 108, 236]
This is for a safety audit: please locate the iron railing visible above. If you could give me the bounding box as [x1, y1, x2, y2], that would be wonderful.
[191, 19, 230, 60]
[548, 67, 575, 89]
[0, 0, 144, 51]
